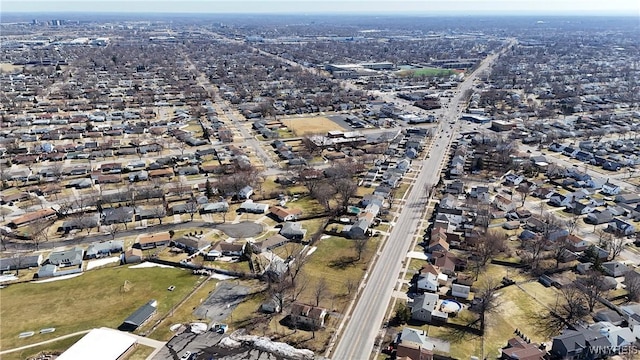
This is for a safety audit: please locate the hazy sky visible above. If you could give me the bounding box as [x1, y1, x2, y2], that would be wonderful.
[2, 0, 639, 15]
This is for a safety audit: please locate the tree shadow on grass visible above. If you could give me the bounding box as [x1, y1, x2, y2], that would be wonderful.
[329, 255, 358, 270]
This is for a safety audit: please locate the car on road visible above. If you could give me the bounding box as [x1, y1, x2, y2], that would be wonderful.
[180, 351, 192, 360]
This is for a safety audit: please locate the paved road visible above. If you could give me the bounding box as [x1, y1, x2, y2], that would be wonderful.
[329, 42, 514, 360]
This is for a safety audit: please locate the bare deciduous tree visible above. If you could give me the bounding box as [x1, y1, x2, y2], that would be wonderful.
[608, 233, 626, 261]
[578, 271, 609, 312]
[313, 278, 329, 307]
[474, 278, 502, 332]
[353, 238, 368, 262]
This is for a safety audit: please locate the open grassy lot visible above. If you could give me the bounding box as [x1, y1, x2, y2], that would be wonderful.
[285, 116, 345, 136]
[397, 67, 456, 78]
[0, 265, 201, 350]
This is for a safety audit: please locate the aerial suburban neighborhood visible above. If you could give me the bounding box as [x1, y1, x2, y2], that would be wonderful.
[0, 4, 640, 360]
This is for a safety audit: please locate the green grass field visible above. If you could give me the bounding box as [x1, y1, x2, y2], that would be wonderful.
[397, 67, 456, 78]
[0, 265, 202, 350]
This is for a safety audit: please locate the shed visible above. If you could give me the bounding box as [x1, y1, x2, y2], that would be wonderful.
[119, 300, 157, 331]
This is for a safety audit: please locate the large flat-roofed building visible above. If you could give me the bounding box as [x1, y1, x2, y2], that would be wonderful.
[57, 328, 137, 360]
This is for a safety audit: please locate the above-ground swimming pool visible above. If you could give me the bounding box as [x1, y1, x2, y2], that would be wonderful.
[440, 299, 462, 313]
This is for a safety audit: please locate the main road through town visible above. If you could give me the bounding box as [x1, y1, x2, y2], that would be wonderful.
[330, 41, 514, 360]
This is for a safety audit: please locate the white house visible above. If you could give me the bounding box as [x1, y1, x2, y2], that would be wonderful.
[417, 272, 439, 293]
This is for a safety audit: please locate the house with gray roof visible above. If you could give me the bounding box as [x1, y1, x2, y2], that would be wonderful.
[410, 293, 446, 323]
[48, 247, 84, 267]
[0, 254, 43, 271]
[85, 240, 124, 259]
[200, 201, 229, 214]
[280, 222, 307, 241]
[239, 200, 269, 214]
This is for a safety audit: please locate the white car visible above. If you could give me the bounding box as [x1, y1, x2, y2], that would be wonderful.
[180, 351, 192, 360]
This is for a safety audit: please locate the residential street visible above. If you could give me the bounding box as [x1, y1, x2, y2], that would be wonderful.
[329, 42, 513, 360]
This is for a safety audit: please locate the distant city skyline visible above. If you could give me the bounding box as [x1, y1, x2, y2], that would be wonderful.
[3, 0, 639, 16]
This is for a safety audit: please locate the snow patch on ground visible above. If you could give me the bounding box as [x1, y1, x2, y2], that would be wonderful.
[0, 275, 19, 283]
[33, 273, 83, 283]
[227, 331, 315, 360]
[189, 323, 208, 334]
[210, 273, 237, 280]
[306, 246, 317, 256]
[406, 251, 428, 260]
[129, 262, 174, 269]
[86, 256, 120, 270]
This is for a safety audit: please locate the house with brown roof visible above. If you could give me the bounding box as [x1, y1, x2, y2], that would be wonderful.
[566, 234, 588, 252]
[137, 232, 171, 250]
[8, 208, 57, 229]
[123, 248, 143, 264]
[432, 251, 466, 276]
[427, 228, 450, 253]
[148, 168, 174, 178]
[500, 337, 546, 360]
[289, 302, 328, 330]
[270, 206, 302, 222]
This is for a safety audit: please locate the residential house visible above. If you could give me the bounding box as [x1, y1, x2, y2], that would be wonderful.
[607, 218, 636, 236]
[172, 236, 209, 254]
[549, 193, 572, 207]
[289, 302, 327, 330]
[586, 210, 614, 225]
[593, 309, 624, 326]
[500, 338, 546, 360]
[122, 248, 143, 264]
[417, 272, 439, 293]
[101, 207, 135, 226]
[137, 232, 171, 250]
[588, 322, 635, 353]
[550, 328, 610, 359]
[410, 293, 445, 323]
[48, 247, 84, 267]
[270, 206, 302, 222]
[394, 328, 436, 360]
[494, 195, 516, 212]
[566, 201, 595, 215]
[566, 234, 589, 252]
[432, 251, 465, 275]
[601, 182, 621, 196]
[254, 234, 290, 252]
[200, 201, 229, 214]
[427, 228, 450, 253]
[260, 298, 281, 314]
[344, 212, 375, 239]
[504, 173, 525, 186]
[57, 215, 100, 233]
[85, 240, 124, 259]
[7, 208, 57, 229]
[280, 222, 307, 240]
[211, 241, 245, 257]
[239, 200, 269, 214]
[601, 261, 630, 277]
[615, 193, 640, 204]
[0, 254, 43, 271]
[237, 186, 253, 199]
